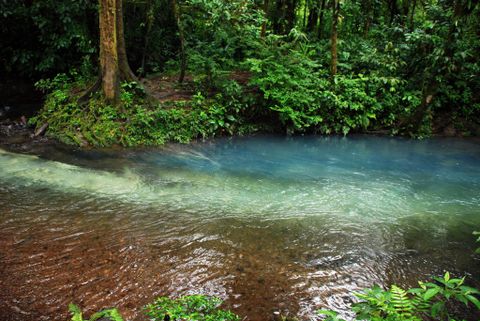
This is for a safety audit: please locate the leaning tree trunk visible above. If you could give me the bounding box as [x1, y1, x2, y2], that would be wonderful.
[98, 0, 136, 105]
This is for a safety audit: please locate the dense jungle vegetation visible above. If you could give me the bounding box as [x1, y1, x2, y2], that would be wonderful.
[1, 0, 479, 146]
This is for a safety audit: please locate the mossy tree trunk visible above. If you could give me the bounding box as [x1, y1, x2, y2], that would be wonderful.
[99, 0, 136, 105]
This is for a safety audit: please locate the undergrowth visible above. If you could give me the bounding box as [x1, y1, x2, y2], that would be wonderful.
[31, 72, 265, 147]
[319, 272, 480, 321]
[145, 295, 240, 321]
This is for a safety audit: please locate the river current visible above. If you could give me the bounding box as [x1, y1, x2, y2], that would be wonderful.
[0, 135, 479, 320]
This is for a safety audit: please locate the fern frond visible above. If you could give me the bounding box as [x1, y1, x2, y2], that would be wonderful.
[390, 285, 416, 317]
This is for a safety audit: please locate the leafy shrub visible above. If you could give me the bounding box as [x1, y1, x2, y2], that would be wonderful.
[145, 295, 240, 321]
[318, 273, 480, 321]
[247, 34, 416, 135]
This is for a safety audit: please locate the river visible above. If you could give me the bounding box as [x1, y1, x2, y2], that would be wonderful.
[0, 135, 479, 320]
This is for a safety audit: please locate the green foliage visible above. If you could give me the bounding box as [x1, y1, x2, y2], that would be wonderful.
[247, 34, 413, 135]
[318, 273, 480, 321]
[68, 303, 124, 321]
[352, 284, 423, 321]
[4, 0, 480, 140]
[181, 0, 262, 68]
[247, 35, 326, 133]
[123, 0, 180, 74]
[474, 231, 480, 254]
[317, 310, 347, 321]
[0, 0, 97, 77]
[31, 73, 261, 147]
[145, 295, 240, 321]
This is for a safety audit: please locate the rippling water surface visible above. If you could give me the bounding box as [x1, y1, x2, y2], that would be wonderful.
[1, 135, 479, 321]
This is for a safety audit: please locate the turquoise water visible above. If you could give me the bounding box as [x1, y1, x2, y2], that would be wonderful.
[0, 135, 479, 320]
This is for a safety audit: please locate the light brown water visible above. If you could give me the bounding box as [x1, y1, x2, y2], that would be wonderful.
[0, 136, 479, 321]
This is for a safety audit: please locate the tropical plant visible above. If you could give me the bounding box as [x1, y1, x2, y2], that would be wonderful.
[145, 295, 240, 321]
[69, 303, 124, 321]
[318, 273, 480, 321]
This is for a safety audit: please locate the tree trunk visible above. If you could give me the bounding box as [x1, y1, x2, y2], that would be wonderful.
[401, 0, 409, 29]
[285, 0, 296, 32]
[303, 0, 308, 29]
[99, 0, 136, 105]
[331, 0, 339, 78]
[272, 0, 284, 34]
[116, 0, 137, 82]
[261, 0, 270, 37]
[172, 0, 186, 83]
[389, 0, 399, 25]
[99, 0, 120, 104]
[317, 0, 326, 38]
[409, 0, 416, 31]
[363, 0, 372, 37]
[306, 1, 318, 33]
[140, 0, 154, 77]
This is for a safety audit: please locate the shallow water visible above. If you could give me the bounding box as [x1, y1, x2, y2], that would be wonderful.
[0, 135, 479, 320]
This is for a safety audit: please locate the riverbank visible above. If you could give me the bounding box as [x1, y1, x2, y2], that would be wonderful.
[2, 73, 479, 150]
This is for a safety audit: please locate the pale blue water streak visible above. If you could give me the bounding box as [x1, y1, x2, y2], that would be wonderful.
[4, 136, 478, 219]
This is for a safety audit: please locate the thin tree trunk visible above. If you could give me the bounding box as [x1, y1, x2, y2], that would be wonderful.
[172, 0, 186, 83]
[303, 0, 308, 29]
[261, 0, 269, 37]
[140, 0, 154, 77]
[116, 0, 137, 82]
[389, 0, 398, 25]
[401, 0, 409, 29]
[331, 0, 339, 78]
[409, 0, 416, 31]
[317, 0, 326, 38]
[285, 0, 296, 32]
[363, 0, 372, 37]
[306, 0, 318, 33]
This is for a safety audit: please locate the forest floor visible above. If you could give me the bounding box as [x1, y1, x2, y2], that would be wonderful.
[142, 71, 252, 103]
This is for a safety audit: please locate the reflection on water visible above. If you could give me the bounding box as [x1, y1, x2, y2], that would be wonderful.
[0, 135, 479, 321]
